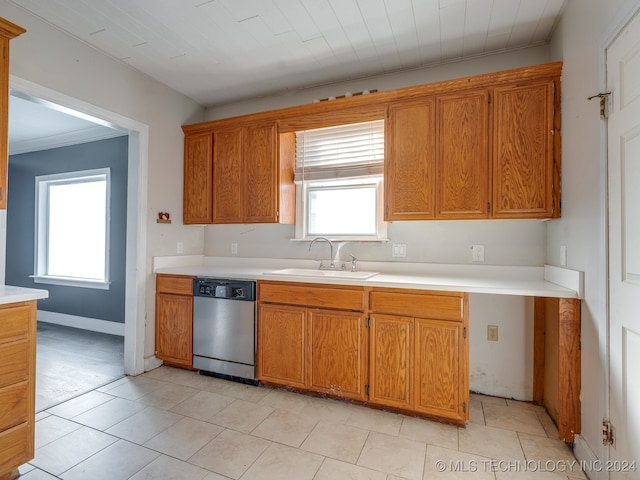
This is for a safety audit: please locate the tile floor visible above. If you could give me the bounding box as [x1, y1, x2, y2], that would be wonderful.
[19, 366, 585, 480]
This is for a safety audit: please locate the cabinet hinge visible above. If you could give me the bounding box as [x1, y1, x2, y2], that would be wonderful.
[365, 384, 370, 395]
[463, 402, 467, 414]
[552, 80, 556, 96]
[365, 317, 370, 328]
[602, 418, 615, 446]
[488, 93, 492, 104]
[463, 327, 467, 339]
[276, 210, 279, 218]
[487, 202, 491, 213]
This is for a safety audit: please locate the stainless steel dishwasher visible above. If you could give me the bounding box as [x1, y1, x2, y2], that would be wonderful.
[192, 277, 257, 384]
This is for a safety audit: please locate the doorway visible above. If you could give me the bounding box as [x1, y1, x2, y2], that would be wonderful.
[6, 76, 149, 380]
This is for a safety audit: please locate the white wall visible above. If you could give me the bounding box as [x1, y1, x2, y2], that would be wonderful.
[0, 1, 206, 367]
[547, 0, 638, 470]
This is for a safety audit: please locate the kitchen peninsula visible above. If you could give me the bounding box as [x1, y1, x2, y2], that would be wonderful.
[154, 256, 582, 444]
[0, 286, 48, 480]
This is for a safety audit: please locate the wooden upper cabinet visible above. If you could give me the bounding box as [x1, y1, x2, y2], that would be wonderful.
[436, 90, 490, 219]
[213, 127, 243, 223]
[0, 18, 26, 210]
[243, 123, 278, 222]
[183, 132, 214, 224]
[183, 121, 295, 225]
[385, 98, 436, 220]
[492, 79, 558, 218]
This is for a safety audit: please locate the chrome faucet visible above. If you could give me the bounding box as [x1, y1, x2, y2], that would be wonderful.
[308, 237, 344, 270]
[348, 254, 357, 272]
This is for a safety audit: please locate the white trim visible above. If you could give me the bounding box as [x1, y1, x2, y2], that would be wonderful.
[32, 276, 110, 290]
[37, 310, 125, 336]
[543, 265, 585, 299]
[9, 75, 149, 376]
[573, 434, 605, 480]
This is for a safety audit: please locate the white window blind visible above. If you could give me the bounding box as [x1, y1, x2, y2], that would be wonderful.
[295, 120, 384, 182]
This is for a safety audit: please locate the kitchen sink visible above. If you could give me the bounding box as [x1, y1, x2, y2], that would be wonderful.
[268, 268, 379, 279]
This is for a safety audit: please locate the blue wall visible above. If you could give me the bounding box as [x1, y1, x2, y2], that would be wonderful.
[6, 136, 128, 324]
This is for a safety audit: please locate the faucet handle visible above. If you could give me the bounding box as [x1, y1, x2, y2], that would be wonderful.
[348, 254, 357, 272]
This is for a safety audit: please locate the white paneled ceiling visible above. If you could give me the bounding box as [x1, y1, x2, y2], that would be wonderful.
[8, 0, 567, 107]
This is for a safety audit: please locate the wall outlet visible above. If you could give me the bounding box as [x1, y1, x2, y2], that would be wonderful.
[176, 241, 183, 254]
[487, 325, 499, 342]
[231, 243, 238, 255]
[471, 244, 485, 262]
[392, 244, 406, 258]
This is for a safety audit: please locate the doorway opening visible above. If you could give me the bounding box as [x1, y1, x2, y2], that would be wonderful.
[5, 77, 149, 409]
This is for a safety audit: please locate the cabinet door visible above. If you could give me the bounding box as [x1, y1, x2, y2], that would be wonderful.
[308, 309, 368, 401]
[243, 124, 279, 223]
[385, 98, 436, 220]
[155, 293, 193, 367]
[257, 304, 307, 388]
[436, 90, 490, 218]
[492, 79, 557, 218]
[183, 132, 213, 224]
[212, 128, 243, 223]
[369, 314, 413, 409]
[414, 318, 467, 422]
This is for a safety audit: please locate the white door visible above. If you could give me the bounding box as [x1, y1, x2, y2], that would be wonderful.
[607, 10, 640, 477]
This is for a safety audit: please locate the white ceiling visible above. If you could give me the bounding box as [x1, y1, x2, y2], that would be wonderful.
[7, 0, 567, 154]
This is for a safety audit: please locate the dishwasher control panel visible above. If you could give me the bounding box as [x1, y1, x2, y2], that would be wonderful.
[193, 278, 256, 301]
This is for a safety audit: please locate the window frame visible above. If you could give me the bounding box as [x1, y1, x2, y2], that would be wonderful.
[33, 168, 111, 290]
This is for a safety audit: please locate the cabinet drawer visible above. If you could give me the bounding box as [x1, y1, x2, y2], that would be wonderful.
[258, 281, 365, 311]
[370, 290, 465, 321]
[0, 421, 31, 474]
[156, 275, 195, 295]
[0, 303, 31, 341]
[0, 340, 29, 388]
[0, 382, 28, 431]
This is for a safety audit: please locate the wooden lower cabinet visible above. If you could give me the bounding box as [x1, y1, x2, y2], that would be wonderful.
[257, 281, 469, 424]
[155, 275, 194, 368]
[0, 301, 36, 480]
[369, 314, 413, 409]
[258, 303, 307, 388]
[308, 309, 367, 401]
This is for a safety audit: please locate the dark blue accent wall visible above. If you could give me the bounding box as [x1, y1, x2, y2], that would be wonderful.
[6, 136, 129, 324]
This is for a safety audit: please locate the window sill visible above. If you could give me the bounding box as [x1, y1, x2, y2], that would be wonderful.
[32, 275, 111, 290]
[290, 237, 390, 243]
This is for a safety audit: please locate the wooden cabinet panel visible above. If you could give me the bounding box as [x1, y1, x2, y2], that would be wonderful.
[156, 275, 194, 295]
[385, 98, 436, 220]
[308, 309, 367, 401]
[436, 90, 490, 218]
[0, 423, 30, 476]
[0, 383, 28, 431]
[258, 281, 365, 311]
[243, 124, 278, 222]
[0, 341, 28, 388]
[183, 132, 213, 224]
[155, 291, 193, 367]
[414, 318, 466, 421]
[213, 128, 243, 223]
[369, 290, 464, 321]
[257, 304, 307, 388]
[369, 314, 413, 409]
[492, 79, 556, 218]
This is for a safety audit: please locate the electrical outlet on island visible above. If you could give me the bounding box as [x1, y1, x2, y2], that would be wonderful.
[471, 244, 485, 262]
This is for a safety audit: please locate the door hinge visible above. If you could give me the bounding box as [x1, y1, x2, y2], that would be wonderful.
[463, 327, 467, 339]
[365, 384, 370, 396]
[365, 317, 370, 328]
[602, 418, 615, 447]
[588, 92, 612, 119]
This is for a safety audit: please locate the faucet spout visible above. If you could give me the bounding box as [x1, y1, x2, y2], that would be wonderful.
[308, 237, 336, 269]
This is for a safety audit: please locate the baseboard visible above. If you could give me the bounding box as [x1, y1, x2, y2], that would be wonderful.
[37, 310, 125, 336]
[573, 434, 602, 480]
[145, 356, 163, 372]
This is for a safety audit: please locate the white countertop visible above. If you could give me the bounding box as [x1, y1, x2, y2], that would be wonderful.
[154, 256, 583, 299]
[0, 285, 49, 305]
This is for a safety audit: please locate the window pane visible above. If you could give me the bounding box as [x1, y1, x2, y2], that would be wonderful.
[47, 179, 107, 280]
[308, 186, 376, 236]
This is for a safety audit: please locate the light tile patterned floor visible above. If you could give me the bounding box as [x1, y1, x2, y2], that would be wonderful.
[19, 366, 586, 480]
